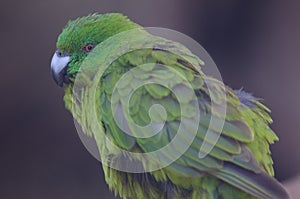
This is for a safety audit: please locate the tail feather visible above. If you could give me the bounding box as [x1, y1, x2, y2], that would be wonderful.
[214, 163, 290, 199]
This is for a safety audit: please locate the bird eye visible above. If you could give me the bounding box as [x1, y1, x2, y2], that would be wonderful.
[84, 44, 94, 52]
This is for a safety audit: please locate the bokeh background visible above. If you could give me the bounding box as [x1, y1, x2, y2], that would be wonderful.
[1, 0, 299, 198]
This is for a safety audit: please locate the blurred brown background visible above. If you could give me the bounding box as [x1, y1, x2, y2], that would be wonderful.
[1, 0, 299, 198]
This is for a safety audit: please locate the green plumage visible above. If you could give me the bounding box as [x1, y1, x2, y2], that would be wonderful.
[56, 13, 289, 199]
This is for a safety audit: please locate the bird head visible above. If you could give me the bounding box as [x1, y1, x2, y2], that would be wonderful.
[50, 13, 139, 87]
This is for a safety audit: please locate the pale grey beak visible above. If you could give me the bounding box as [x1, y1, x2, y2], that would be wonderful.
[51, 50, 70, 87]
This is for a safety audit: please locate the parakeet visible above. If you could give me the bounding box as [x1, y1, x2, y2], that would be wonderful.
[50, 13, 290, 199]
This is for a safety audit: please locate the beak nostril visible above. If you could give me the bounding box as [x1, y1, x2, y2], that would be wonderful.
[56, 49, 69, 57]
[56, 50, 62, 57]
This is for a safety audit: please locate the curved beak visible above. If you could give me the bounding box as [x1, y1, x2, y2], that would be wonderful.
[51, 50, 70, 87]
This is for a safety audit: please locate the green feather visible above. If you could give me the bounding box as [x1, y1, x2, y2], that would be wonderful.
[56, 13, 289, 199]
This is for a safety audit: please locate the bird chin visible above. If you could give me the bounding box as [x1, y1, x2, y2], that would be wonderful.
[63, 74, 71, 84]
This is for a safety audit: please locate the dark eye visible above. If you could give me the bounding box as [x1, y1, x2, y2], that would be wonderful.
[84, 44, 94, 52]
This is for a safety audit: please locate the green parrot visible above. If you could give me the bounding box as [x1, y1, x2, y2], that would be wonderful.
[50, 13, 290, 199]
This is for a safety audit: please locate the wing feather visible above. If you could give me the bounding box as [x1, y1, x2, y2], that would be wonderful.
[94, 39, 289, 199]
